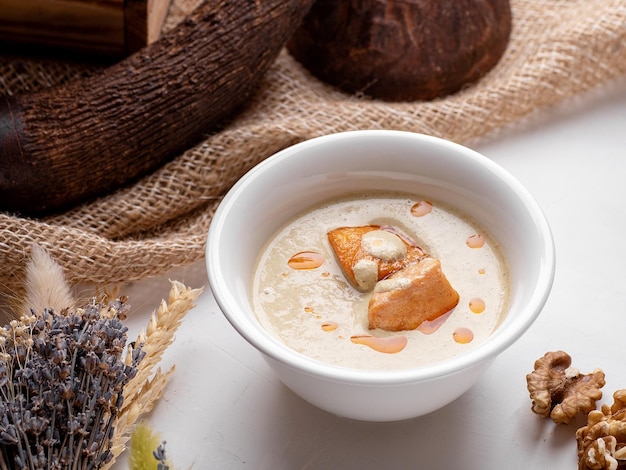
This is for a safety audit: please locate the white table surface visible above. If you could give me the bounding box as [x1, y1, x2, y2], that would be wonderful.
[114, 78, 626, 470]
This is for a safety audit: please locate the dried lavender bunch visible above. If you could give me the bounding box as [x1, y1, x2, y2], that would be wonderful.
[0, 297, 144, 470]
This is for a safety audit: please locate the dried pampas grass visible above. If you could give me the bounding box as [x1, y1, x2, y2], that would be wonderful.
[20, 245, 76, 317]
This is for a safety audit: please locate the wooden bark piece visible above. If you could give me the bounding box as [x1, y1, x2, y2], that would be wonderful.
[287, 0, 512, 101]
[0, 0, 314, 215]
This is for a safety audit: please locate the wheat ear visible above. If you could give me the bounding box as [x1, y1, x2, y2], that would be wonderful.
[103, 280, 203, 469]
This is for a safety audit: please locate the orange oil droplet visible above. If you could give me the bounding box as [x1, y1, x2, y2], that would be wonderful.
[411, 200, 433, 217]
[453, 327, 474, 344]
[350, 335, 408, 354]
[321, 322, 338, 332]
[478, 268, 486, 275]
[304, 306, 314, 313]
[322, 271, 330, 277]
[287, 251, 324, 270]
[466, 234, 485, 249]
[417, 310, 453, 334]
[469, 298, 485, 314]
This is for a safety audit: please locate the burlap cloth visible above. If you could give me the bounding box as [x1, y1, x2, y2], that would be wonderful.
[1, 0, 625, 296]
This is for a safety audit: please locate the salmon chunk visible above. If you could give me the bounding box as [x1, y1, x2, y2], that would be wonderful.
[368, 257, 459, 331]
[327, 225, 426, 292]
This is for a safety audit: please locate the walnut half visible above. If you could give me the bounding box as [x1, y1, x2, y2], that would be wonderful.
[526, 350, 606, 424]
[576, 389, 626, 470]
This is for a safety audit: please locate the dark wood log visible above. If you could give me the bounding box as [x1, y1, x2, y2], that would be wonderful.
[0, 0, 314, 216]
[0, 0, 171, 59]
[287, 0, 511, 102]
[0, 0, 126, 57]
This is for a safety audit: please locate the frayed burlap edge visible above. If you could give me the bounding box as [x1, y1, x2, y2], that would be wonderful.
[1, 0, 626, 297]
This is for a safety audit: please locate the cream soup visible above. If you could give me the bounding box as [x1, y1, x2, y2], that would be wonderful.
[252, 191, 510, 370]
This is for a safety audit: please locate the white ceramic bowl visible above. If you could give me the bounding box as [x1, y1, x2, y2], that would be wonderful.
[206, 130, 555, 422]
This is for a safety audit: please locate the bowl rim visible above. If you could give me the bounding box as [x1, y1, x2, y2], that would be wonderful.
[206, 130, 556, 385]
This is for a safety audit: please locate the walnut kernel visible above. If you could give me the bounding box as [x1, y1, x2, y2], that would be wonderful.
[526, 350, 606, 424]
[576, 389, 626, 470]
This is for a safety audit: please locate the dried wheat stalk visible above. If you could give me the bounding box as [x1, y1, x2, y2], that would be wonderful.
[103, 281, 203, 469]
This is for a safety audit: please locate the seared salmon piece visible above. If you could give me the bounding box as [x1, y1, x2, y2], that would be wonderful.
[368, 257, 459, 331]
[327, 225, 426, 292]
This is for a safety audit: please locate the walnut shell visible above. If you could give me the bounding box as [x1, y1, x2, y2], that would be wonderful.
[287, 0, 512, 101]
